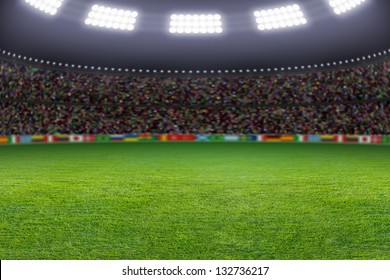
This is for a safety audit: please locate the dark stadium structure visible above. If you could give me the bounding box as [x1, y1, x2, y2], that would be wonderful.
[0, 0, 389, 72]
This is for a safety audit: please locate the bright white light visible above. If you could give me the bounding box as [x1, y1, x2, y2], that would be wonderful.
[85, 4, 138, 31]
[328, 0, 366, 15]
[25, 0, 64, 16]
[169, 14, 223, 34]
[254, 4, 307, 31]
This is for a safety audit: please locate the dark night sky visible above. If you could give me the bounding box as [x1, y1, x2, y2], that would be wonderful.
[0, 0, 389, 71]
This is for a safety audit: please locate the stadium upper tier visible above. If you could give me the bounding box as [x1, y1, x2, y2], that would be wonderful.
[1, 57, 389, 135]
[0, 0, 388, 71]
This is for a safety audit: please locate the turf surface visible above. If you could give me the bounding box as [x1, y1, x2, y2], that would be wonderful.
[0, 142, 389, 259]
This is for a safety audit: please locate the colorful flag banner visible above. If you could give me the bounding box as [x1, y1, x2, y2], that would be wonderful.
[158, 134, 168, 141]
[0, 136, 9, 144]
[70, 135, 83, 142]
[382, 136, 390, 144]
[138, 134, 157, 141]
[359, 136, 371, 144]
[209, 134, 225, 141]
[31, 135, 47, 143]
[19, 135, 32, 144]
[167, 135, 180, 141]
[257, 135, 265, 142]
[263, 135, 282, 142]
[196, 134, 210, 141]
[308, 135, 321, 142]
[343, 135, 359, 143]
[166, 134, 196, 141]
[224, 135, 239, 141]
[371, 135, 383, 144]
[239, 135, 257, 141]
[124, 134, 139, 142]
[180, 134, 196, 141]
[110, 135, 125, 142]
[11, 135, 20, 144]
[84, 135, 96, 142]
[320, 135, 338, 142]
[96, 135, 110, 142]
[280, 135, 295, 142]
[296, 135, 308, 142]
[262, 135, 294, 142]
[0, 134, 389, 145]
[53, 135, 69, 142]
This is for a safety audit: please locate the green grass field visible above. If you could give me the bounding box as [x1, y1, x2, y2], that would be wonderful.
[0, 142, 389, 260]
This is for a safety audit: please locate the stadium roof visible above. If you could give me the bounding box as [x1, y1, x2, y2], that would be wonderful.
[0, 0, 389, 72]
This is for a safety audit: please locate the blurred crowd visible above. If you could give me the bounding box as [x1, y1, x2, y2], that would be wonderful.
[1, 58, 389, 134]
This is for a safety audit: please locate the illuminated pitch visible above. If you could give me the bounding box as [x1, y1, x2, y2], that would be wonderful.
[328, 0, 366, 15]
[254, 4, 307, 31]
[85, 5, 138, 31]
[169, 14, 223, 34]
[25, 0, 64, 16]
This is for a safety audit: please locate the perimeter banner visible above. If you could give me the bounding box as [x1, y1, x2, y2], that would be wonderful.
[96, 135, 111, 142]
[1, 134, 388, 145]
[53, 135, 70, 142]
[320, 135, 338, 142]
[209, 134, 225, 141]
[0, 135, 10, 144]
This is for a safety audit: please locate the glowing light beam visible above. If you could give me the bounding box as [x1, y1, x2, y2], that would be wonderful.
[254, 4, 307, 31]
[328, 0, 367, 15]
[169, 14, 223, 35]
[25, 0, 64, 16]
[85, 4, 138, 31]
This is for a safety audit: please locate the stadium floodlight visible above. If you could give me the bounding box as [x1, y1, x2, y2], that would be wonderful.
[25, 0, 64, 16]
[85, 5, 138, 31]
[328, 0, 366, 15]
[169, 14, 223, 34]
[254, 4, 307, 31]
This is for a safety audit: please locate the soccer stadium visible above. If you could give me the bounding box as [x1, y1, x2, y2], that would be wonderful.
[0, 0, 389, 260]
